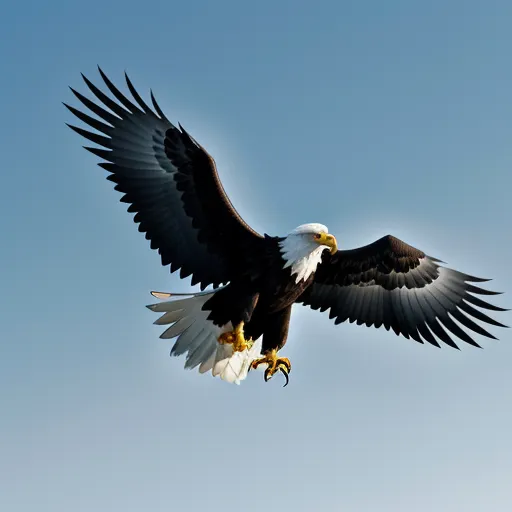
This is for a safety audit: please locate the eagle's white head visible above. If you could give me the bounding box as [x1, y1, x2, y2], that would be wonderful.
[278, 223, 338, 283]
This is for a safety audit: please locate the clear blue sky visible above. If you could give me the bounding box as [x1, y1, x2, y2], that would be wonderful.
[2, 1, 512, 511]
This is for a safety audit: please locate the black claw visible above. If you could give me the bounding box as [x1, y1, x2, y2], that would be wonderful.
[262, 361, 290, 386]
[280, 367, 289, 387]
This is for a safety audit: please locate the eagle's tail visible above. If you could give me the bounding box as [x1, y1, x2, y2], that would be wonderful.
[146, 289, 262, 385]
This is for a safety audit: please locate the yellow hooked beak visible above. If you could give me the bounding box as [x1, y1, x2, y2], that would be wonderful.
[314, 232, 338, 255]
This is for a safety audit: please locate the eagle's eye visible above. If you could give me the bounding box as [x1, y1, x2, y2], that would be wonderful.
[314, 233, 322, 240]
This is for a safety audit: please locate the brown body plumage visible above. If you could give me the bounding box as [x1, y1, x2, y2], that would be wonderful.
[203, 241, 315, 354]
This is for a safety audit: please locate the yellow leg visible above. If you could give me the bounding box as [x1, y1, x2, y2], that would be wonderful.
[251, 349, 291, 387]
[218, 322, 253, 352]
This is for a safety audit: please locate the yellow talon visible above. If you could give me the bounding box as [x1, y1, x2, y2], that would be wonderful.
[251, 349, 291, 387]
[218, 322, 253, 352]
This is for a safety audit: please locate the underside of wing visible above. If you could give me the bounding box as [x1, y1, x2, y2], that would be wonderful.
[298, 235, 508, 348]
[65, 68, 263, 289]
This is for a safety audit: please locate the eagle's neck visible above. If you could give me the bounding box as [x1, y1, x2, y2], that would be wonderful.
[278, 235, 325, 284]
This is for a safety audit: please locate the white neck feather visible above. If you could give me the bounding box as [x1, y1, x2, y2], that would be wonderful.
[279, 234, 326, 284]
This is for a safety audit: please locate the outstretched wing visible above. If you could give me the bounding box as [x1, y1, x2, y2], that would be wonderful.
[297, 235, 508, 348]
[65, 68, 264, 289]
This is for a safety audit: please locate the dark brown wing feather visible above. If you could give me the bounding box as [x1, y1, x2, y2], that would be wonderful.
[65, 68, 264, 289]
[297, 235, 508, 348]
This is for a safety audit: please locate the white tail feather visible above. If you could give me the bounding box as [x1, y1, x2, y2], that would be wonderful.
[147, 288, 262, 385]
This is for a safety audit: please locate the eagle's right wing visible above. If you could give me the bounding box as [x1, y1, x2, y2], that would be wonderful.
[65, 68, 264, 290]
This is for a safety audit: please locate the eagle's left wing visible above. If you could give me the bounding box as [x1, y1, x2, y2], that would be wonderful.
[296, 235, 508, 348]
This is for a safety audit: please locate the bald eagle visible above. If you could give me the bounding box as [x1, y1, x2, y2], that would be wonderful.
[65, 68, 508, 386]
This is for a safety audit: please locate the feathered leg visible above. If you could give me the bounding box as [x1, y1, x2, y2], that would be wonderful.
[250, 306, 292, 386]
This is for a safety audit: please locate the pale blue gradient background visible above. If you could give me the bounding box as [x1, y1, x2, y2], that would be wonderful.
[1, 1, 512, 511]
